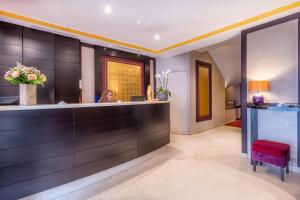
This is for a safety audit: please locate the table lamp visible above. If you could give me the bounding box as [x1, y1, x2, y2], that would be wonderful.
[248, 80, 270, 106]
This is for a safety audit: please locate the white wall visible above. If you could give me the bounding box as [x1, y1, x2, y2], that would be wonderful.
[156, 54, 190, 134]
[81, 46, 95, 103]
[157, 51, 226, 134]
[226, 84, 241, 105]
[247, 19, 298, 103]
[189, 51, 225, 133]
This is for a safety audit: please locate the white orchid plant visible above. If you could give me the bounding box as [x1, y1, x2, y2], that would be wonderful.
[155, 69, 171, 97]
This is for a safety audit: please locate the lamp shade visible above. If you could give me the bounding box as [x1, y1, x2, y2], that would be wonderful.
[248, 80, 270, 92]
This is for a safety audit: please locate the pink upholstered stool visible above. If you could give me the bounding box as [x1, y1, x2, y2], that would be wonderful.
[252, 140, 290, 181]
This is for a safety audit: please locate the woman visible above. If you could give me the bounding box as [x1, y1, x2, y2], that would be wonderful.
[99, 90, 114, 103]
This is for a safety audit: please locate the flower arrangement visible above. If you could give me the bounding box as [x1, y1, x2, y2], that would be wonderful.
[155, 69, 171, 100]
[4, 62, 47, 86]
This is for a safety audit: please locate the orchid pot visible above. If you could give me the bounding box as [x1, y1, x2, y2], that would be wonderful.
[156, 90, 169, 101]
[155, 69, 171, 101]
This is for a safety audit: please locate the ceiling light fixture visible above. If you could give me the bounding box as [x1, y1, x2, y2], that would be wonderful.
[104, 5, 112, 14]
[154, 34, 160, 40]
[137, 20, 142, 24]
[108, 44, 112, 47]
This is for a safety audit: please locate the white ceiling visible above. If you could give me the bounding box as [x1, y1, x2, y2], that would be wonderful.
[0, 0, 299, 56]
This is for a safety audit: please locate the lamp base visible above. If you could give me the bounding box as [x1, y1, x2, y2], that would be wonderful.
[252, 95, 264, 106]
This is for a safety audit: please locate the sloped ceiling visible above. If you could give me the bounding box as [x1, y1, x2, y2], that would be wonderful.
[208, 37, 241, 87]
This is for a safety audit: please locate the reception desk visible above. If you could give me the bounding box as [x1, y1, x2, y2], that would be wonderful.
[0, 101, 170, 200]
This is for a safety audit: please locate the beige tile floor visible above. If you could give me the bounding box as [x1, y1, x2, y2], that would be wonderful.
[86, 126, 300, 200]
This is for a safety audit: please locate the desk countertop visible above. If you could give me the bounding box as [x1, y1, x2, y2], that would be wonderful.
[0, 101, 169, 111]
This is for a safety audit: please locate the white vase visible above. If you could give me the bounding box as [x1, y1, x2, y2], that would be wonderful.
[19, 84, 37, 106]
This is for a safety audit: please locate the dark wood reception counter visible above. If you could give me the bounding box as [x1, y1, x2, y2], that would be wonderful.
[0, 101, 170, 200]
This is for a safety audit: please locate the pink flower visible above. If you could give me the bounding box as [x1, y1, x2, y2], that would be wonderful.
[35, 69, 41, 75]
[12, 71, 20, 78]
[23, 67, 34, 73]
[5, 71, 12, 78]
[27, 74, 37, 81]
[41, 74, 47, 82]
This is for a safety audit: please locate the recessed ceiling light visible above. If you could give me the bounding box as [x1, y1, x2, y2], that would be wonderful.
[104, 5, 112, 14]
[154, 34, 160, 40]
[137, 20, 142, 24]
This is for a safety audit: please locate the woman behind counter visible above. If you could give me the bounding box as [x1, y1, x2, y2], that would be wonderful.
[99, 90, 114, 103]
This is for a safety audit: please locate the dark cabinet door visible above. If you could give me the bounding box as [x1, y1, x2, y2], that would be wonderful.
[23, 28, 55, 104]
[0, 21, 22, 103]
[54, 35, 80, 103]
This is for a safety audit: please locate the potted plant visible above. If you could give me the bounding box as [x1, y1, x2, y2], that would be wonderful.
[155, 69, 171, 101]
[4, 62, 47, 106]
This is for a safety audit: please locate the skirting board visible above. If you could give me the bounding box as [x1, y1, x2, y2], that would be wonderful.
[241, 153, 300, 173]
[21, 146, 168, 200]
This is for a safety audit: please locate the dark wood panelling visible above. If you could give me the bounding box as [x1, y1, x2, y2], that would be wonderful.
[55, 35, 80, 47]
[0, 103, 170, 199]
[139, 128, 170, 146]
[138, 103, 170, 156]
[54, 35, 80, 103]
[0, 109, 74, 131]
[74, 149, 138, 179]
[75, 138, 138, 166]
[139, 136, 170, 156]
[23, 48, 54, 61]
[0, 123, 74, 150]
[0, 154, 73, 187]
[76, 117, 139, 137]
[0, 54, 22, 66]
[55, 62, 80, 71]
[0, 169, 73, 200]
[0, 21, 22, 46]
[55, 68, 80, 80]
[0, 43, 22, 56]
[55, 52, 80, 63]
[0, 139, 74, 168]
[0, 22, 81, 105]
[75, 126, 139, 151]
[0, 22, 22, 100]
[241, 30, 248, 154]
[139, 117, 170, 133]
[55, 43, 80, 55]
[75, 106, 135, 122]
[23, 38, 54, 51]
[23, 28, 54, 42]
[0, 86, 18, 96]
[23, 27, 55, 104]
[23, 57, 54, 70]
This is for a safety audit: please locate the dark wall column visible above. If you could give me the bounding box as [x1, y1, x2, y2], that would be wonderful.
[54, 35, 81, 103]
[0, 22, 22, 102]
[22, 28, 55, 104]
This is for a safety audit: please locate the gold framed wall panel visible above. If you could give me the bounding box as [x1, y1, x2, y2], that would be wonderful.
[103, 57, 144, 102]
[196, 60, 212, 122]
